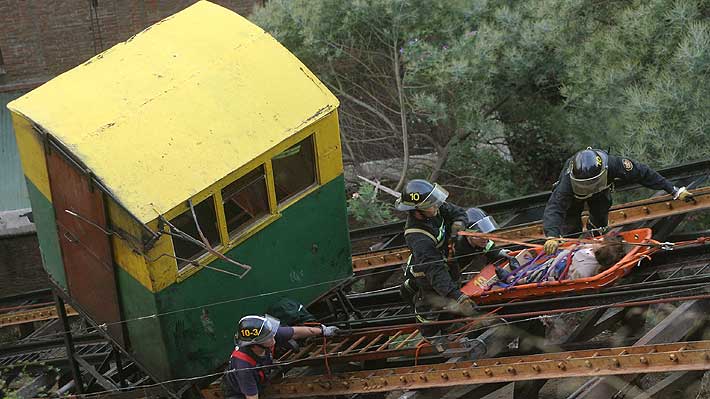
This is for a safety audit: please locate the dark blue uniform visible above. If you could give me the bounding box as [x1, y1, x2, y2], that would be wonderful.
[223, 326, 294, 398]
[543, 153, 675, 237]
[404, 202, 468, 300]
[401, 202, 468, 337]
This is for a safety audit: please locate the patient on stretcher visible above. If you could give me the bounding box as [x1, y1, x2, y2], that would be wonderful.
[495, 236, 627, 286]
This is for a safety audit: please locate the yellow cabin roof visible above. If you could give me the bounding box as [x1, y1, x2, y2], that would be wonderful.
[8, 1, 338, 224]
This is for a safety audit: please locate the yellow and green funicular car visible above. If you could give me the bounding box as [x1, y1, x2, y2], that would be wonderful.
[7, 1, 351, 380]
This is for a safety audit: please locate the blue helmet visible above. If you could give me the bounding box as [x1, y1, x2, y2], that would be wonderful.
[465, 208, 499, 233]
[394, 179, 449, 211]
[235, 314, 280, 347]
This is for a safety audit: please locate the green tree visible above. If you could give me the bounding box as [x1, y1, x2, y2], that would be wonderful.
[253, 0, 710, 216]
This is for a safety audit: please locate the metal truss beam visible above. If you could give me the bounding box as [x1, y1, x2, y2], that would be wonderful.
[351, 186, 710, 272]
[260, 340, 710, 397]
[0, 304, 77, 328]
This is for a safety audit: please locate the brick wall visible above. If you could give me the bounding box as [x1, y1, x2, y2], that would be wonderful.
[0, 234, 47, 296]
[0, 0, 262, 91]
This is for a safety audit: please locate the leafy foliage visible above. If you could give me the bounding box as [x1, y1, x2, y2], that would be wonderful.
[253, 0, 710, 224]
[347, 184, 399, 226]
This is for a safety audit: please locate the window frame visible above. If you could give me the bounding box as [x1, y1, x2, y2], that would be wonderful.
[167, 131, 321, 282]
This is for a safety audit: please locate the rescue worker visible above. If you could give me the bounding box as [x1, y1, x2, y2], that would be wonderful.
[395, 179, 472, 339]
[543, 148, 694, 254]
[222, 314, 339, 399]
[454, 207, 512, 272]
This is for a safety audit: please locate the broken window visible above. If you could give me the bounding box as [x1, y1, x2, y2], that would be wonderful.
[170, 197, 220, 270]
[272, 135, 317, 203]
[222, 165, 270, 238]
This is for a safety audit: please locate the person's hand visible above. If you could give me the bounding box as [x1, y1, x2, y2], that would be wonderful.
[321, 325, 340, 337]
[451, 294, 477, 316]
[543, 238, 561, 254]
[451, 221, 466, 236]
[498, 248, 513, 258]
[456, 293, 470, 304]
[673, 186, 694, 202]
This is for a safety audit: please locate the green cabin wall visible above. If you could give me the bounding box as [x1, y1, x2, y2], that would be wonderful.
[116, 266, 173, 380]
[154, 175, 351, 378]
[24, 179, 67, 289]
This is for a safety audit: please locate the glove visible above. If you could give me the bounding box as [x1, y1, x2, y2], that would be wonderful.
[543, 238, 561, 255]
[451, 221, 466, 237]
[456, 293, 470, 304]
[673, 186, 694, 202]
[321, 324, 339, 337]
[452, 294, 477, 316]
[498, 248, 513, 258]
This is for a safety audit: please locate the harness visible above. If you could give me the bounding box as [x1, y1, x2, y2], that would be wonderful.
[404, 218, 447, 278]
[495, 247, 580, 288]
[231, 349, 265, 384]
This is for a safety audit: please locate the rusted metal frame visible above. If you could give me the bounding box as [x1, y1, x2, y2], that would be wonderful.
[569, 308, 633, 344]
[49, 283, 175, 399]
[351, 187, 710, 271]
[288, 292, 710, 368]
[281, 338, 456, 367]
[55, 292, 84, 394]
[114, 346, 127, 388]
[352, 247, 409, 271]
[341, 336, 368, 355]
[358, 334, 385, 354]
[264, 341, 710, 397]
[0, 304, 78, 328]
[574, 299, 709, 399]
[629, 370, 704, 398]
[73, 353, 118, 391]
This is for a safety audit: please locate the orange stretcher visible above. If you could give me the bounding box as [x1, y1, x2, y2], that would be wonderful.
[461, 228, 657, 304]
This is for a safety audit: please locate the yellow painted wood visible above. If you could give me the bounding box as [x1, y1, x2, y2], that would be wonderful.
[11, 113, 51, 201]
[313, 111, 344, 185]
[7, 0, 338, 224]
[146, 220, 179, 291]
[106, 199, 154, 291]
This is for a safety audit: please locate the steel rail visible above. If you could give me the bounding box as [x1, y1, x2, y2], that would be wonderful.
[345, 247, 710, 319]
[0, 304, 78, 328]
[272, 290, 710, 371]
[260, 340, 710, 397]
[351, 186, 710, 272]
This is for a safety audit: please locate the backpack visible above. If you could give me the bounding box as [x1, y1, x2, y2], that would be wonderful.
[267, 297, 316, 325]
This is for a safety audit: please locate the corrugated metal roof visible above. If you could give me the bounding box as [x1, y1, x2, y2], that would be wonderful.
[8, 1, 338, 223]
[1, 90, 30, 211]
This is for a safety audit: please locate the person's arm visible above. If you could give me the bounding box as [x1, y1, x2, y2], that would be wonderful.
[291, 325, 323, 339]
[543, 174, 574, 238]
[440, 202, 468, 224]
[407, 234, 464, 300]
[609, 155, 675, 194]
[234, 365, 259, 399]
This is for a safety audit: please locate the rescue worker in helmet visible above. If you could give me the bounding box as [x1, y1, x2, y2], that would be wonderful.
[454, 208, 512, 272]
[223, 314, 339, 399]
[395, 179, 471, 340]
[543, 148, 694, 254]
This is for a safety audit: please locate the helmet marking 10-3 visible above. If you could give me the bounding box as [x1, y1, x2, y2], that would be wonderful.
[235, 314, 280, 347]
[394, 179, 449, 211]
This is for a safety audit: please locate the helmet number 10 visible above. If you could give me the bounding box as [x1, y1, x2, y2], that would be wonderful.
[409, 192, 420, 201]
[241, 328, 260, 337]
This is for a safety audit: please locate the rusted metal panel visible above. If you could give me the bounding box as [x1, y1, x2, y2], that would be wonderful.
[46, 148, 124, 345]
[0, 304, 77, 328]
[259, 341, 710, 397]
